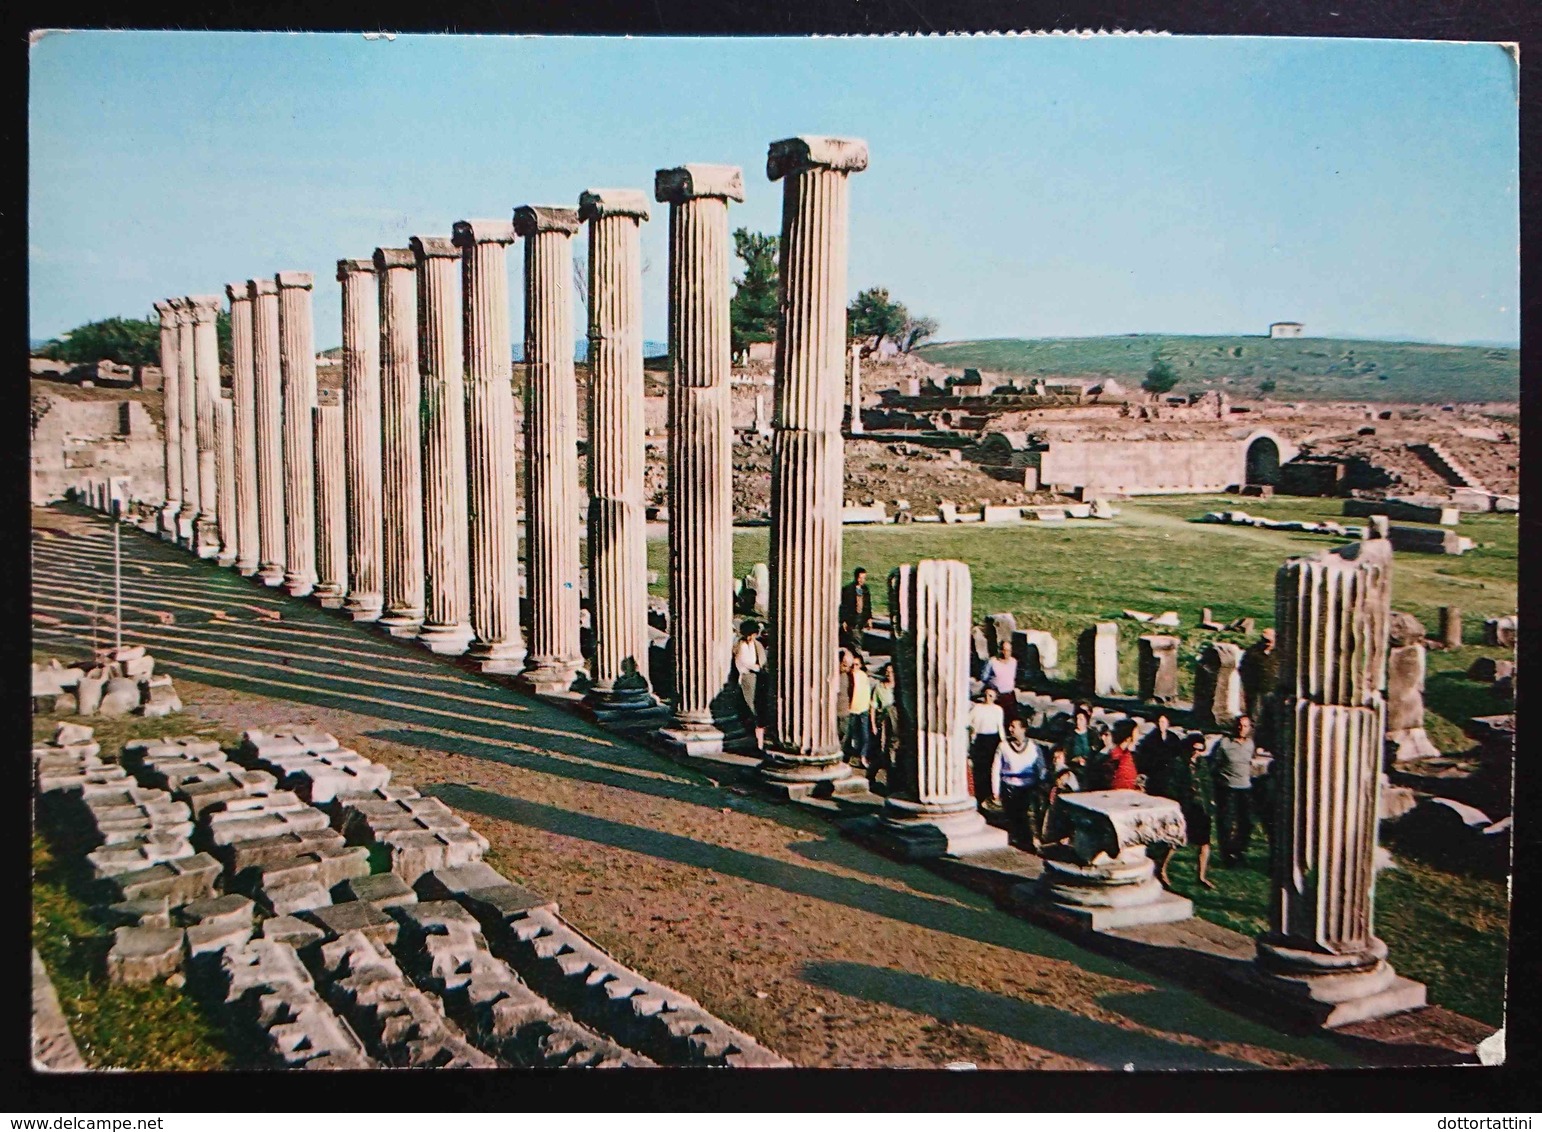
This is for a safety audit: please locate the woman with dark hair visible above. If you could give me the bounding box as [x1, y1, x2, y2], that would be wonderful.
[1094, 718, 1140, 792]
[733, 619, 768, 752]
[1151, 732, 1215, 890]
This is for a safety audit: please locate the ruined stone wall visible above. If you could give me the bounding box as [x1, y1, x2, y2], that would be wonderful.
[1035, 436, 1250, 495]
[31, 392, 165, 505]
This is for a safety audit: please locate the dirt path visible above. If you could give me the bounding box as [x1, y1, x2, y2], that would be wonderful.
[32, 509, 1358, 1070]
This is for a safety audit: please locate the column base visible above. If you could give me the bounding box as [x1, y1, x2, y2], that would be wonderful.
[513, 659, 583, 696]
[1246, 935, 1428, 1029]
[194, 517, 221, 558]
[653, 724, 727, 760]
[377, 610, 425, 638]
[257, 563, 286, 587]
[1388, 727, 1441, 760]
[579, 678, 669, 728]
[284, 573, 316, 598]
[417, 622, 474, 656]
[176, 513, 195, 546]
[158, 507, 180, 540]
[216, 551, 237, 568]
[1032, 845, 1194, 930]
[876, 796, 1010, 860]
[343, 595, 383, 623]
[468, 640, 529, 675]
[758, 751, 864, 801]
[314, 584, 347, 610]
[235, 559, 259, 577]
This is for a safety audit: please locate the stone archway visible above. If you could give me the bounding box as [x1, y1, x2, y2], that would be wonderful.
[1246, 435, 1282, 486]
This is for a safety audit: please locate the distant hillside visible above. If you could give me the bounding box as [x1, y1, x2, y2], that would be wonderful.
[915, 335, 1519, 404]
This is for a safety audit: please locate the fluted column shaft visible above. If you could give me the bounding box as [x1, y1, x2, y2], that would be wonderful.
[514, 207, 584, 689]
[249, 280, 287, 585]
[655, 168, 743, 736]
[580, 191, 653, 707]
[214, 394, 237, 566]
[412, 236, 473, 654]
[889, 560, 975, 805]
[154, 301, 182, 536]
[191, 295, 223, 557]
[849, 344, 864, 434]
[338, 260, 384, 620]
[763, 137, 867, 786]
[375, 249, 425, 634]
[277, 271, 318, 596]
[454, 221, 525, 671]
[313, 390, 348, 607]
[226, 285, 260, 574]
[174, 300, 198, 540]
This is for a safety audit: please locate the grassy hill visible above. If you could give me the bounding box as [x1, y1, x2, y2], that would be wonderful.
[916, 335, 1519, 404]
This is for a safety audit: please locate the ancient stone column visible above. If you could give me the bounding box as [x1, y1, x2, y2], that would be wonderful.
[313, 389, 348, 609]
[1195, 642, 1244, 725]
[880, 560, 1008, 856]
[512, 206, 584, 691]
[214, 393, 237, 567]
[374, 248, 426, 637]
[1138, 634, 1180, 703]
[451, 220, 526, 674]
[577, 189, 656, 716]
[1077, 622, 1122, 698]
[337, 259, 384, 622]
[1438, 605, 1462, 650]
[761, 136, 869, 797]
[652, 165, 745, 755]
[249, 279, 287, 587]
[154, 300, 183, 539]
[277, 271, 319, 596]
[411, 236, 473, 655]
[848, 342, 863, 434]
[225, 284, 260, 575]
[173, 298, 198, 544]
[190, 295, 223, 558]
[1254, 534, 1427, 1027]
[1385, 612, 1438, 760]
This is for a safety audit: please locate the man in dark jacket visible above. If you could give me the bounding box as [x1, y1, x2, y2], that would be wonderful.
[839, 567, 872, 656]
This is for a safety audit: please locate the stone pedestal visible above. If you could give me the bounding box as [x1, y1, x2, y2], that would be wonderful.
[313, 389, 348, 609]
[190, 295, 224, 558]
[1386, 612, 1438, 760]
[1077, 622, 1121, 698]
[214, 394, 238, 567]
[374, 248, 426, 638]
[277, 271, 319, 597]
[1033, 790, 1193, 929]
[1017, 628, 1059, 680]
[411, 236, 473, 656]
[848, 343, 863, 434]
[173, 298, 198, 545]
[760, 137, 869, 796]
[1438, 605, 1462, 650]
[877, 561, 1008, 854]
[1137, 634, 1180, 703]
[652, 166, 746, 756]
[577, 191, 657, 715]
[1195, 641, 1244, 725]
[225, 284, 260, 575]
[513, 207, 585, 692]
[154, 301, 182, 539]
[249, 279, 287, 587]
[1252, 534, 1427, 1028]
[338, 259, 384, 622]
[453, 220, 526, 674]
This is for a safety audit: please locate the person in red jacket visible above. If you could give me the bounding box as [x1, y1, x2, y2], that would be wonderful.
[1097, 719, 1141, 791]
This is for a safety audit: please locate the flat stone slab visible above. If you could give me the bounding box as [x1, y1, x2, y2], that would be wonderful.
[260, 915, 327, 950]
[110, 853, 221, 907]
[336, 872, 418, 909]
[185, 919, 254, 957]
[181, 893, 255, 928]
[32, 950, 87, 1071]
[303, 901, 400, 948]
[107, 925, 185, 984]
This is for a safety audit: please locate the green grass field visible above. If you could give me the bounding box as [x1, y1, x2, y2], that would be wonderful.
[916, 335, 1520, 404]
[646, 494, 1517, 752]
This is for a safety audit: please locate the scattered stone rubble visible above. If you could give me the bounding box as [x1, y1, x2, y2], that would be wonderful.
[31, 721, 791, 1069]
[31, 648, 182, 718]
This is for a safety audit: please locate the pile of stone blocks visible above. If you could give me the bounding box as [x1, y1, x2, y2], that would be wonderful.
[334, 788, 489, 885]
[31, 648, 181, 719]
[425, 863, 788, 1067]
[217, 938, 376, 1069]
[238, 727, 392, 804]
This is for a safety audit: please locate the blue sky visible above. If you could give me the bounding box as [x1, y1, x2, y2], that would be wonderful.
[29, 33, 1519, 349]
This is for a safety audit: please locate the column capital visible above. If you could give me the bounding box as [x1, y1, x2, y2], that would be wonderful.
[409, 235, 459, 261]
[154, 300, 178, 321]
[336, 258, 376, 281]
[247, 278, 278, 298]
[767, 136, 869, 180]
[189, 295, 223, 322]
[225, 283, 251, 304]
[275, 270, 315, 290]
[654, 165, 745, 204]
[452, 219, 517, 247]
[373, 247, 415, 271]
[578, 189, 650, 223]
[512, 206, 581, 237]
